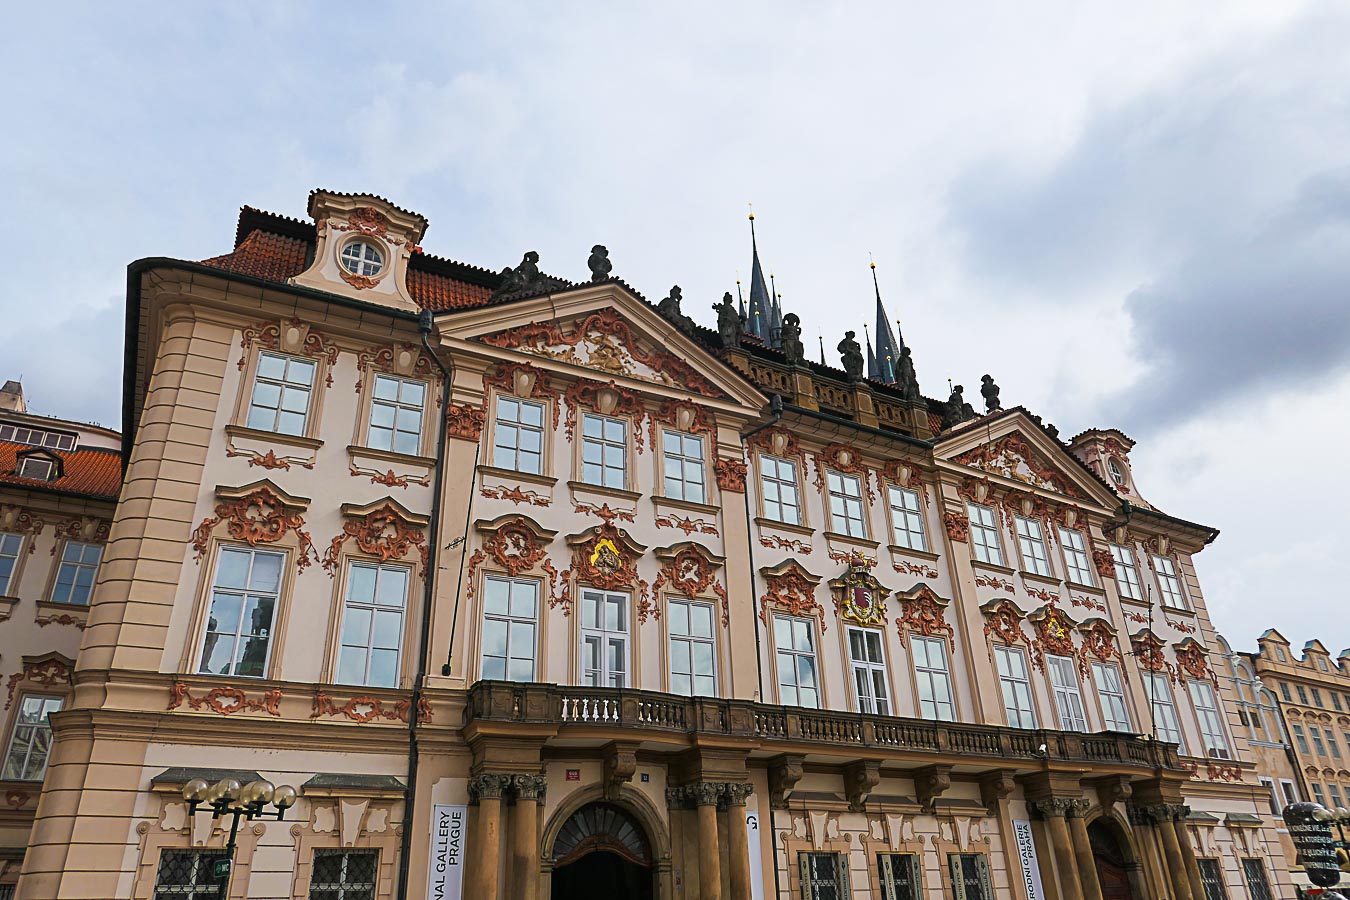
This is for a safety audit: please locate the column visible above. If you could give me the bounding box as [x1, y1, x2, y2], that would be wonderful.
[512, 775, 547, 900]
[723, 783, 755, 900]
[692, 782, 724, 900]
[468, 774, 509, 900]
[1171, 806, 1206, 900]
[1034, 801, 1085, 900]
[1150, 804, 1194, 900]
[1065, 800, 1105, 900]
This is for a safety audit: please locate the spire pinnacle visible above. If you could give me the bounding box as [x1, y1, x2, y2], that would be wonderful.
[745, 208, 773, 345]
[868, 259, 902, 385]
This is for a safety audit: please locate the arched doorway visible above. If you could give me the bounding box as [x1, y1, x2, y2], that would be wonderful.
[1089, 817, 1141, 900]
[550, 802, 654, 900]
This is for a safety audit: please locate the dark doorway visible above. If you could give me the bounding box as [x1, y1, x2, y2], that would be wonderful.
[1088, 818, 1139, 900]
[550, 802, 654, 900]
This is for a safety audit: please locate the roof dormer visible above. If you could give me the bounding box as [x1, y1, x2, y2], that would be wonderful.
[1068, 427, 1150, 506]
[290, 189, 428, 311]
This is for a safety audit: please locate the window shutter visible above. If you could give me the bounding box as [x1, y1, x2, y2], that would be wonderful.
[975, 854, 993, 900]
[837, 854, 851, 897]
[907, 854, 924, 900]
[949, 855, 968, 900]
[800, 852, 814, 900]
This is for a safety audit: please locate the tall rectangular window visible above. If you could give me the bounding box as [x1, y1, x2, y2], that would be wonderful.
[1241, 859, 1273, 900]
[1110, 544, 1142, 600]
[1312, 727, 1327, 756]
[1327, 728, 1342, 759]
[1331, 784, 1345, 809]
[368, 375, 425, 455]
[1015, 517, 1053, 577]
[1145, 673, 1186, 752]
[888, 487, 926, 551]
[967, 504, 1003, 566]
[152, 850, 229, 900]
[1292, 724, 1311, 754]
[1313, 687, 1325, 706]
[310, 849, 378, 900]
[877, 854, 921, 900]
[799, 852, 849, 900]
[847, 627, 891, 715]
[827, 471, 867, 538]
[1092, 663, 1132, 732]
[199, 546, 283, 678]
[338, 562, 408, 688]
[760, 456, 801, 525]
[668, 599, 716, 697]
[580, 590, 628, 687]
[2, 696, 62, 780]
[948, 854, 994, 900]
[1281, 781, 1299, 806]
[1059, 529, 1094, 586]
[1187, 680, 1230, 759]
[493, 396, 545, 474]
[913, 636, 956, 722]
[775, 615, 819, 708]
[1279, 682, 1291, 703]
[1257, 777, 1280, 817]
[662, 431, 706, 503]
[247, 351, 315, 436]
[0, 532, 23, 595]
[1312, 783, 1326, 805]
[1197, 859, 1228, 900]
[1298, 685, 1309, 705]
[995, 645, 1036, 729]
[1153, 555, 1188, 610]
[581, 413, 626, 489]
[481, 576, 537, 682]
[51, 541, 102, 605]
[1048, 655, 1088, 732]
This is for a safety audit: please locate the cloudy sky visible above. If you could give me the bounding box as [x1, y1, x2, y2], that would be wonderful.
[4, 2, 1347, 653]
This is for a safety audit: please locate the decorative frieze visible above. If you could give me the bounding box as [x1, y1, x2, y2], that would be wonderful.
[189, 484, 318, 573]
[5, 655, 73, 709]
[322, 501, 428, 576]
[167, 682, 282, 717]
[311, 692, 431, 725]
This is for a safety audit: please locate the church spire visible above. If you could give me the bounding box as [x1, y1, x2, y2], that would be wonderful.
[768, 273, 783, 348]
[869, 258, 902, 385]
[746, 207, 773, 344]
[864, 322, 878, 381]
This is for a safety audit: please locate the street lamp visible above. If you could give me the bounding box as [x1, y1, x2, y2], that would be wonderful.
[181, 777, 297, 886]
[1335, 807, 1350, 870]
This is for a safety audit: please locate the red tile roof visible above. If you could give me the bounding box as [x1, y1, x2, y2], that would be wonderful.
[0, 443, 122, 501]
[407, 267, 493, 310]
[202, 230, 309, 282]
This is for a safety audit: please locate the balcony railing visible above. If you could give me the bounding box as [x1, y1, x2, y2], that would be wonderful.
[466, 681, 1183, 771]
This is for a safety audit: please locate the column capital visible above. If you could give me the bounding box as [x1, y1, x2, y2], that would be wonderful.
[721, 782, 755, 808]
[1065, 799, 1093, 819]
[690, 781, 724, 807]
[666, 786, 688, 809]
[512, 774, 548, 802]
[1033, 798, 1079, 819]
[469, 773, 512, 802]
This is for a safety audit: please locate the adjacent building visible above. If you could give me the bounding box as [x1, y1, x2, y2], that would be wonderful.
[15, 191, 1295, 900]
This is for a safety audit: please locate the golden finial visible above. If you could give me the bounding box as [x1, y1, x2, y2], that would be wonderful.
[869, 251, 876, 270]
[748, 201, 754, 221]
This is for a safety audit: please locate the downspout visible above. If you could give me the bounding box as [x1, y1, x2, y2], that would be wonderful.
[395, 311, 455, 900]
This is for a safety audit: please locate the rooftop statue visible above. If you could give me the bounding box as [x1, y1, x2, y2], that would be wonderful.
[942, 384, 978, 430]
[838, 331, 864, 381]
[588, 244, 613, 282]
[896, 346, 922, 402]
[714, 292, 744, 349]
[980, 374, 1002, 412]
[780, 312, 805, 366]
[657, 285, 695, 334]
[493, 250, 543, 299]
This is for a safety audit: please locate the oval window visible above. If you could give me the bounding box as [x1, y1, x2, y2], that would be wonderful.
[340, 239, 385, 278]
[1107, 457, 1126, 486]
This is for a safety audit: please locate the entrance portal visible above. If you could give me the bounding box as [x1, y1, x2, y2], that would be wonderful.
[550, 802, 654, 900]
[1088, 818, 1140, 900]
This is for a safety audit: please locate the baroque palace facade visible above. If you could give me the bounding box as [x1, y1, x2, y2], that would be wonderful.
[14, 191, 1294, 900]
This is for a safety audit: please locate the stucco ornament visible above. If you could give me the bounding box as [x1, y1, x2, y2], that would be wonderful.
[830, 556, 889, 628]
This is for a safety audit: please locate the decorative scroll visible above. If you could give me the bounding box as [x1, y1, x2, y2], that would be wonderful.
[50, 516, 110, 551]
[1204, 763, 1244, 783]
[557, 523, 648, 616]
[975, 573, 1015, 593]
[5, 657, 73, 709]
[1024, 585, 1059, 604]
[880, 460, 930, 508]
[981, 599, 1031, 649]
[349, 463, 429, 489]
[483, 361, 559, 429]
[1131, 630, 1172, 677]
[895, 586, 954, 648]
[189, 486, 318, 573]
[0, 506, 44, 556]
[167, 682, 282, 717]
[1092, 548, 1116, 579]
[943, 511, 969, 543]
[811, 444, 876, 502]
[445, 400, 487, 442]
[758, 561, 825, 630]
[828, 548, 877, 567]
[1173, 638, 1214, 683]
[1123, 609, 1149, 625]
[746, 427, 799, 458]
[650, 545, 729, 626]
[1028, 604, 1079, 674]
[654, 513, 718, 536]
[466, 517, 559, 604]
[228, 446, 315, 471]
[649, 398, 718, 459]
[575, 502, 635, 524]
[760, 535, 812, 555]
[715, 458, 747, 493]
[323, 503, 426, 576]
[893, 560, 939, 579]
[35, 613, 85, 630]
[481, 485, 551, 507]
[1070, 595, 1108, 614]
[311, 692, 431, 725]
[563, 378, 646, 452]
[355, 342, 434, 393]
[238, 317, 340, 386]
[1078, 619, 1125, 676]
[951, 431, 1084, 499]
[1166, 618, 1197, 635]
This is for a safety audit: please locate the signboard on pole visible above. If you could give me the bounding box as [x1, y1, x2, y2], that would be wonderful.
[746, 798, 765, 900]
[428, 803, 468, 900]
[1012, 819, 1046, 900]
[1284, 803, 1343, 889]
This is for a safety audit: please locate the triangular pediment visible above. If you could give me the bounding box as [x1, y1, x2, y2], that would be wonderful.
[435, 283, 767, 411]
[937, 413, 1117, 506]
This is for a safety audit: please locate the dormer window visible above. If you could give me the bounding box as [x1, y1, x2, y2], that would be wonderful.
[15, 452, 58, 482]
[1107, 457, 1126, 487]
[340, 240, 385, 278]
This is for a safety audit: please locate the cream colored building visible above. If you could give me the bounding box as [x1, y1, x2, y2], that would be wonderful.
[16, 191, 1294, 900]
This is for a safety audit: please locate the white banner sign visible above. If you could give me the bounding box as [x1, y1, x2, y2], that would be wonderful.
[1013, 819, 1045, 900]
[427, 803, 468, 900]
[746, 799, 765, 900]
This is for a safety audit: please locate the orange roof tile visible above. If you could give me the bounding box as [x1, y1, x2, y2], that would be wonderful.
[201, 230, 309, 283]
[407, 267, 494, 311]
[0, 443, 122, 501]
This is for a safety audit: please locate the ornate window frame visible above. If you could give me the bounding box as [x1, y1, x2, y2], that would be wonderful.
[465, 515, 559, 684]
[231, 317, 341, 444]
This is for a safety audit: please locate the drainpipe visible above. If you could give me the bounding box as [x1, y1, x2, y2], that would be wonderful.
[395, 311, 455, 900]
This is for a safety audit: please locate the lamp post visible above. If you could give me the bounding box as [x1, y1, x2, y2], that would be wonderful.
[1336, 807, 1350, 870]
[181, 777, 297, 888]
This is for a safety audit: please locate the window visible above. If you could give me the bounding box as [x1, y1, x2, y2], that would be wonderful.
[827, 471, 867, 538]
[1320, 657, 1330, 672]
[0, 532, 23, 595]
[198, 546, 283, 678]
[967, 504, 1003, 566]
[1279, 682, 1291, 703]
[1312, 728, 1327, 756]
[481, 576, 537, 682]
[1106, 457, 1126, 486]
[2, 695, 62, 780]
[1153, 555, 1188, 610]
[1297, 685, 1309, 705]
[1092, 662, 1132, 732]
[1281, 780, 1299, 806]
[16, 456, 54, 481]
[580, 590, 628, 688]
[581, 413, 626, 489]
[337, 562, 408, 688]
[247, 352, 316, 436]
[1015, 517, 1053, 577]
[848, 627, 891, 715]
[1327, 728, 1342, 759]
[340, 239, 384, 277]
[1257, 777, 1280, 817]
[1292, 724, 1311, 754]
[877, 853, 922, 900]
[1197, 859, 1228, 900]
[1313, 687, 1325, 706]
[888, 487, 927, 551]
[662, 431, 706, 503]
[775, 616, 819, 708]
[1274, 646, 1287, 662]
[1145, 673, 1185, 752]
[1334, 693, 1343, 712]
[948, 854, 993, 900]
[1241, 858, 1272, 900]
[368, 375, 424, 455]
[799, 852, 849, 900]
[1187, 680, 1230, 759]
[0, 422, 76, 451]
[760, 455, 801, 525]
[51, 541, 102, 605]
[913, 636, 956, 722]
[1058, 528, 1094, 586]
[310, 849, 378, 900]
[995, 646, 1036, 729]
[1331, 784, 1345, 809]
[1048, 655, 1088, 732]
[668, 599, 716, 696]
[1312, 783, 1326, 805]
[1110, 544, 1142, 600]
[492, 396, 545, 475]
[152, 849, 229, 900]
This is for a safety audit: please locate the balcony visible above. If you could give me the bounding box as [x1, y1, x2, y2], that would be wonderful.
[465, 681, 1183, 772]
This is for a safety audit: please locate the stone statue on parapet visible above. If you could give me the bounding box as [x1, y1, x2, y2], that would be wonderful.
[780, 313, 805, 366]
[897, 347, 921, 402]
[942, 384, 978, 429]
[714, 292, 743, 348]
[587, 245, 612, 281]
[981, 374, 1002, 412]
[657, 285, 695, 334]
[493, 251, 543, 299]
[838, 331, 864, 381]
